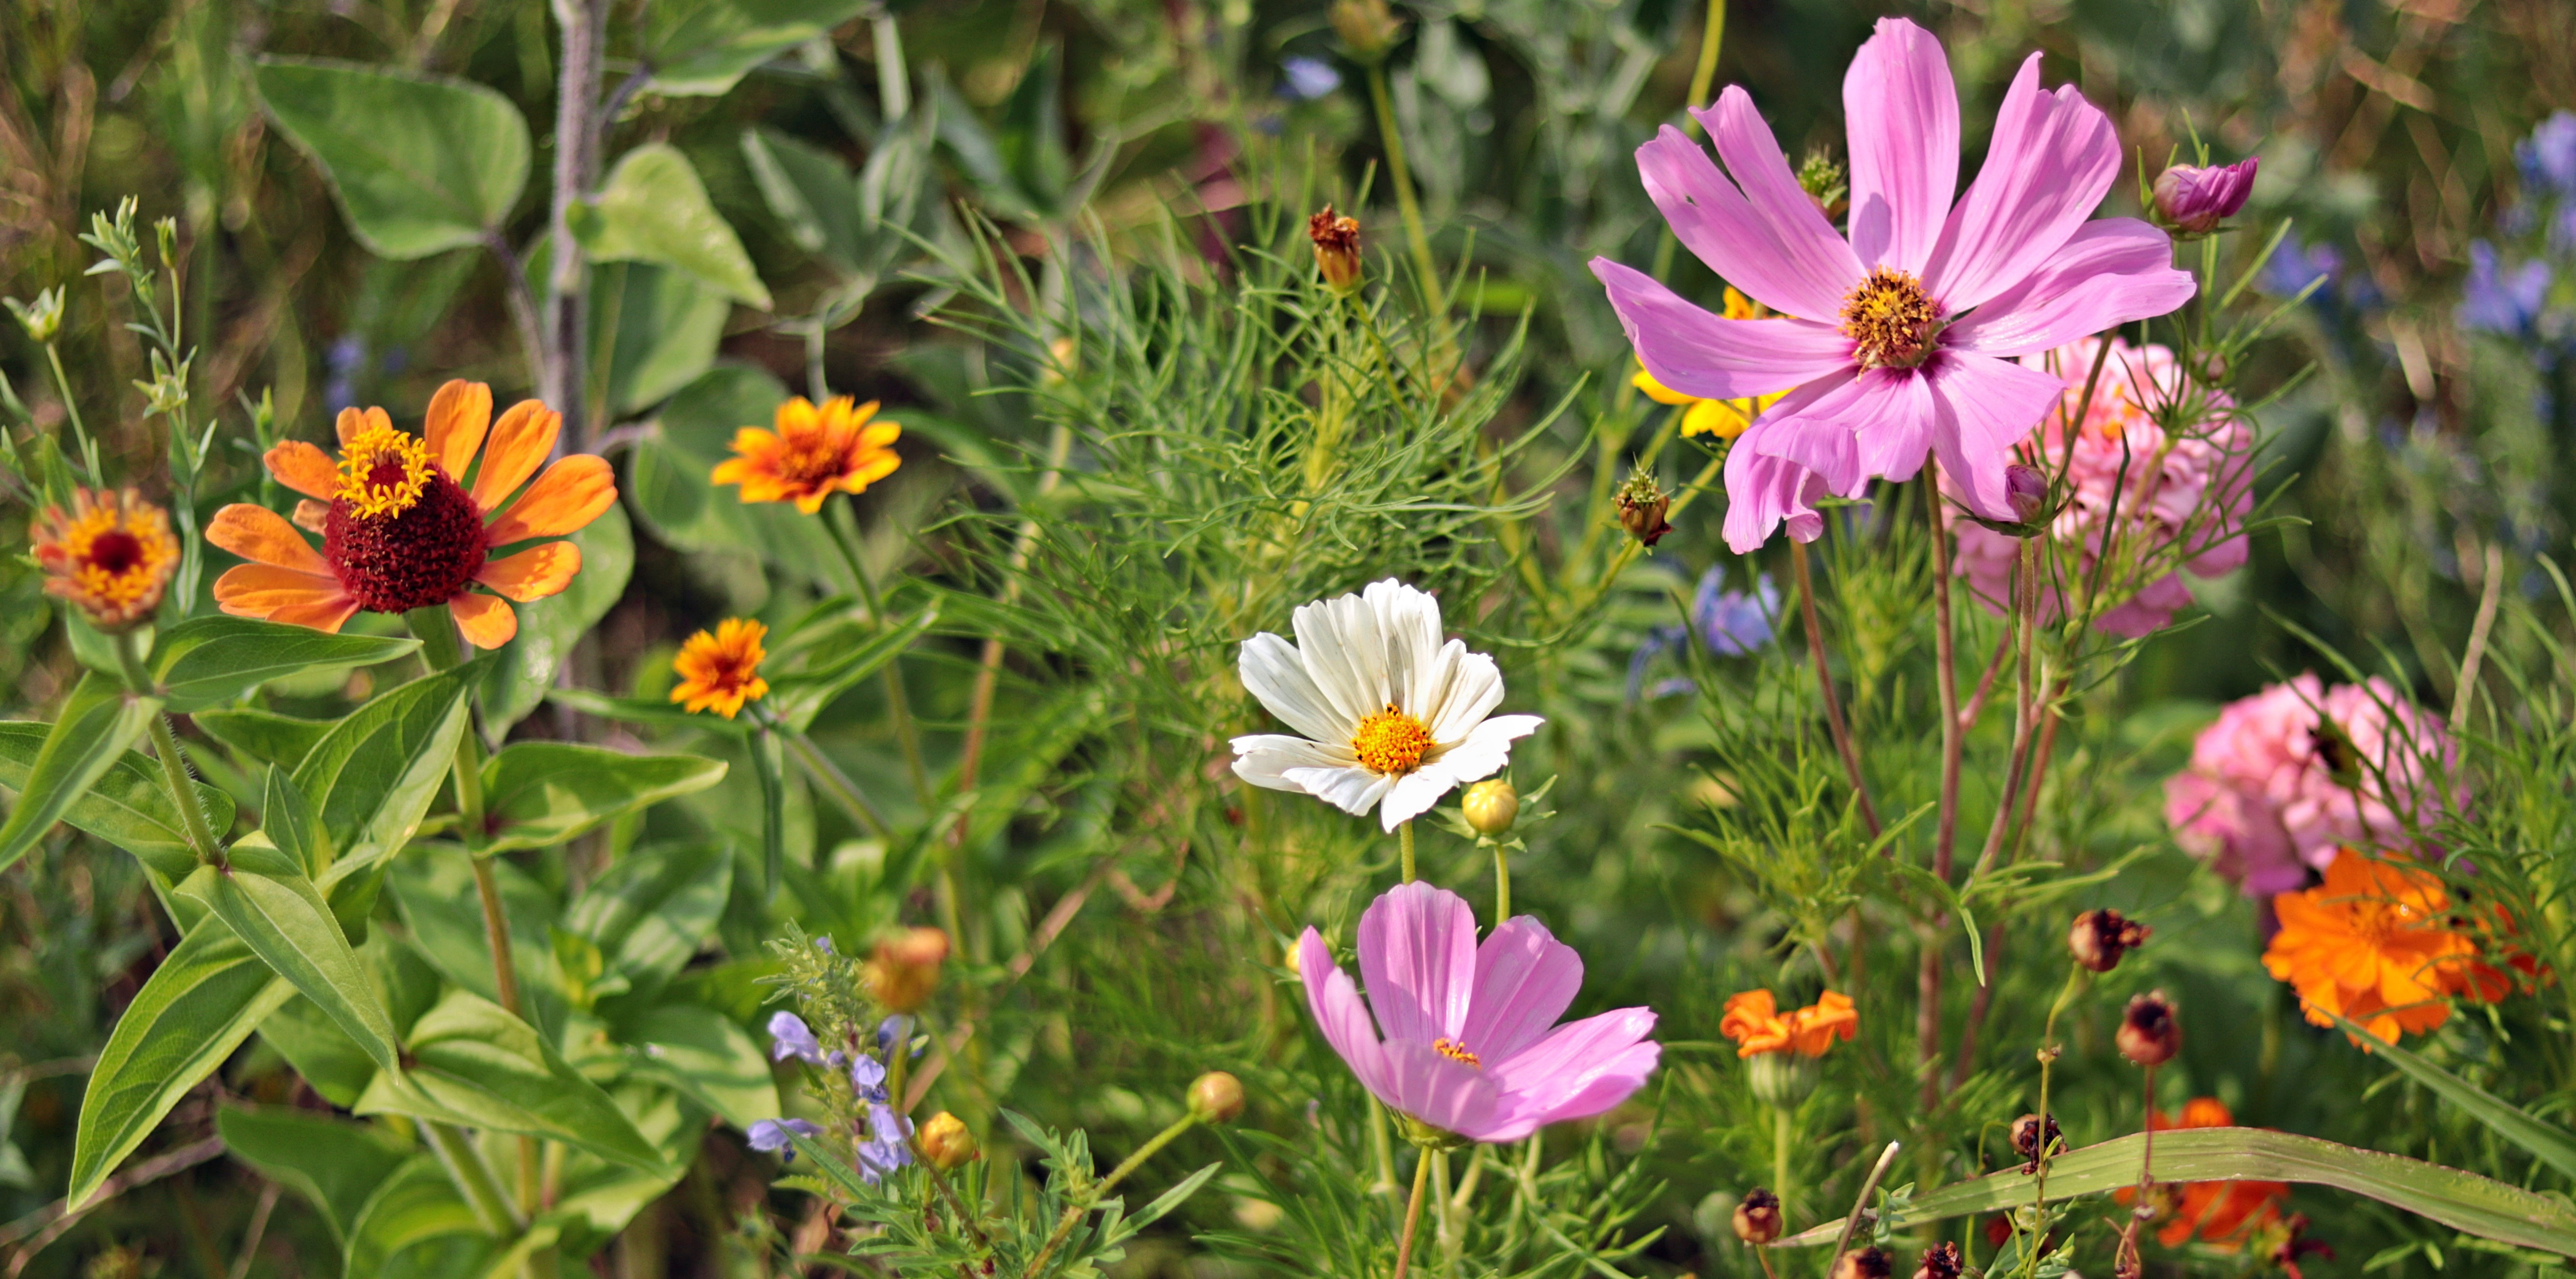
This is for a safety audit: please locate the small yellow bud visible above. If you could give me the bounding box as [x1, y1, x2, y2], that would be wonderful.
[1309, 205, 1363, 292]
[1188, 1071, 1245, 1124]
[1329, 0, 1405, 61]
[1461, 780, 1518, 836]
[863, 927, 950, 1013]
[918, 1111, 979, 1170]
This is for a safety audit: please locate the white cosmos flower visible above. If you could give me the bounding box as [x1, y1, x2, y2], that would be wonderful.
[1231, 579, 1544, 832]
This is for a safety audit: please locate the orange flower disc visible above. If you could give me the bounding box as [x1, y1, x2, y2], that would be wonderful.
[671, 618, 770, 718]
[33, 488, 179, 630]
[711, 396, 903, 513]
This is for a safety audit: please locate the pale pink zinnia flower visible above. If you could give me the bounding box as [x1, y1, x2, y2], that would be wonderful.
[1948, 338, 2254, 637]
[2164, 674, 2457, 896]
[1299, 883, 1660, 1144]
[1591, 17, 2197, 553]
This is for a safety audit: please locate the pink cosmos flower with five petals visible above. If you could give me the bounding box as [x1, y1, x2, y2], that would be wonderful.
[1591, 17, 2198, 553]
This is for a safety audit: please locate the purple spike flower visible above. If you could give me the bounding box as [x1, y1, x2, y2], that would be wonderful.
[1297, 883, 1660, 1145]
[851, 1054, 889, 1103]
[767, 1012, 827, 1065]
[2151, 157, 2259, 235]
[747, 1118, 822, 1161]
[856, 1105, 915, 1184]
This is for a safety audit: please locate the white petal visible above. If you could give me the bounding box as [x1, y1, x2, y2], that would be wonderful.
[1240, 633, 1350, 741]
[1294, 590, 1389, 725]
[1381, 765, 1465, 830]
[1422, 646, 1506, 742]
[1430, 715, 1544, 784]
[1367, 580, 1446, 717]
[1232, 734, 1355, 791]
[1285, 764, 1396, 817]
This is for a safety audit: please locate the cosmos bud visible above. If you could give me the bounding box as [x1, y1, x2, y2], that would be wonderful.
[2118, 991, 2181, 1066]
[863, 927, 950, 1013]
[918, 1111, 979, 1170]
[1798, 152, 1848, 222]
[1915, 1241, 1962, 1279]
[2151, 157, 2258, 237]
[1462, 779, 1519, 836]
[1309, 206, 1363, 292]
[2004, 464, 2049, 525]
[2067, 909, 2151, 973]
[2010, 1112, 2061, 1168]
[1329, 0, 1405, 61]
[1615, 470, 1673, 548]
[1733, 1187, 1783, 1244]
[1189, 1071, 1246, 1124]
[1831, 1247, 1892, 1279]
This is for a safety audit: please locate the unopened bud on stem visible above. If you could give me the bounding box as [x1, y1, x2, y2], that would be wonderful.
[2151, 157, 2258, 237]
[2068, 909, 2150, 973]
[918, 1111, 979, 1170]
[1188, 1071, 1245, 1124]
[1733, 1187, 1782, 1244]
[1462, 779, 1518, 836]
[1615, 470, 1673, 548]
[1309, 206, 1363, 292]
[863, 927, 949, 1013]
[2118, 991, 2181, 1066]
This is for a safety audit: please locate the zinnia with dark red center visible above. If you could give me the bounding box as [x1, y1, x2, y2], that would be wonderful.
[207, 380, 616, 649]
[33, 488, 180, 631]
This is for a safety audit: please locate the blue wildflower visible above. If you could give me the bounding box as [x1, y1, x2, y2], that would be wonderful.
[768, 1012, 826, 1065]
[850, 1053, 889, 1103]
[1690, 566, 1780, 657]
[2517, 111, 2576, 201]
[2461, 240, 2552, 337]
[747, 1117, 822, 1161]
[877, 1014, 917, 1057]
[855, 1105, 915, 1184]
[1280, 56, 1341, 101]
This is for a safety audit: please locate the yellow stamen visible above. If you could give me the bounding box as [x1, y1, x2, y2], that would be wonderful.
[1351, 704, 1433, 776]
[334, 424, 434, 520]
[1840, 266, 1941, 369]
[1432, 1037, 1481, 1069]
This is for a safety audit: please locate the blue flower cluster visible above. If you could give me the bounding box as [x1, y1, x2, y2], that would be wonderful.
[1627, 565, 1781, 700]
[2462, 112, 2576, 345]
[748, 1010, 919, 1183]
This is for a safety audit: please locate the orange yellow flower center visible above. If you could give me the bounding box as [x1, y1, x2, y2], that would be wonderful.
[334, 425, 434, 520]
[1351, 705, 1434, 775]
[1432, 1037, 1480, 1069]
[672, 620, 771, 718]
[54, 505, 175, 608]
[1840, 267, 1942, 369]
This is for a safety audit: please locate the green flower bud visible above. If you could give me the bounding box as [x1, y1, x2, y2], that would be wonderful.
[1188, 1071, 1245, 1124]
[1462, 779, 1518, 836]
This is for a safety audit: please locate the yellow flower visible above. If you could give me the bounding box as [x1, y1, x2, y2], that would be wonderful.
[32, 488, 179, 631]
[1631, 288, 1782, 438]
[711, 397, 902, 513]
[671, 618, 770, 718]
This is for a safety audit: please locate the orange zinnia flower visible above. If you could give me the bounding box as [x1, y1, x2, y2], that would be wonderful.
[1720, 989, 1857, 1058]
[32, 488, 179, 631]
[670, 618, 770, 718]
[2263, 848, 2504, 1044]
[711, 396, 902, 513]
[2115, 1098, 2287, 1248]
[207, 380, 615, 650]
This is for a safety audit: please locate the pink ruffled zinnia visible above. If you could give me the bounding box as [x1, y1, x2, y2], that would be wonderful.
[1948, 338, 2254, 637]
[1591, 17, 2197, 553]
[1299, 883, 1660, 1144]
[2163, 674, 2457, 896]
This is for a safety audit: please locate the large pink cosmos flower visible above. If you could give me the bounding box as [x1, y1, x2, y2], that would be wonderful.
[2163, 675, 2457, 896]
[1299, 883, 1660, 1144]
[1591, 17, 2197, 553]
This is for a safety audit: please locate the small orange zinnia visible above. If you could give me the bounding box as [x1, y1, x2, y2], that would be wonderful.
[33, 488, 180, 631]
[671, 618, 770, 718]
[711, 396, 901, 514]
[2263, 848, 2504, 1044]
[1720, 989, 1857, 1058]
[2115, 1098, 2288, 1248]
[206, 381, 615, 649]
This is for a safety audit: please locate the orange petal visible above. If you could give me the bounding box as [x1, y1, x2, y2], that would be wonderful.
[335, 405, 391, 447]
[214, 563, 350, 616]
[470, 399, 562, 511]
[486, 455, 614, 545]
[475, 542, 582, 602]
[207, 503, 333, 575]
[268, 592, 363, 634]
[266, 440, 339, 499]
[293, 499, 330, 533]
[423, 380, 492, 478]
[450, 591, 518, 649]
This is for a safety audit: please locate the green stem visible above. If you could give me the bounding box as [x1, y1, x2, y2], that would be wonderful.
[751, 724, 788, 892]
[1492, 843, 1510, 922]
[113, 630, 222, 867]
[1791, 539, 1879, 837]
[1646, 0, 1729, 284]
[1399, 821, 1416, 883]
[872, 9, 910, 121]
[2020, 966, 2088, 1279]
[426, 1123, 525, 1235]
[1774, 1104, 1793, 1227]
[1433, 1149, 1460, 1271]
[1364, 63, 1443, 318]
[1025, 1113, 1202, 1276]
[781, 722, 892, 842]
[1391, 1148, 1433, 1279]
[42, 341, 100, 482]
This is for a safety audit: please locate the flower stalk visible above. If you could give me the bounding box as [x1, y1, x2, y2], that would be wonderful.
[1391, 1147, 1433, 1279]
[1790, 539, 1878, 836]
[114, 630, 224, 868]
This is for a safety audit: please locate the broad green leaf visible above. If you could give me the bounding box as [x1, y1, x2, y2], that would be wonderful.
[569, 143, 770, 308]
[217, 1104, 411, 1248]
[354, 990, 669, 1172]
[0, 723, 233, 882]
[293, 666, 473, 876]
[594, 261, 729, 415]
[260, 764, 318, 874]
[177, 840, 400, 1072]
[149, 616, 420, 712]
[618, 1004, 777, 1130]
[769, 603, 940, 731]
[1776, 1128, 2576, 1257]
[258, 994, 378, 1108]
[341, 1154, 489, 1279]
[193, 708, 334, 771]
[567, 843, 733, 994]
[479, 505, 632, 746]
[0, 674, 163, 874]
[254, 59, 531, 259]
[642, 0, 873, 97]
[388, 845, 564, 1033]
[741, 127, 863, 268]
[2324, 1009, 2576, 1181]
[69, 922, 293, 1210]
[477, 743, 726, 856]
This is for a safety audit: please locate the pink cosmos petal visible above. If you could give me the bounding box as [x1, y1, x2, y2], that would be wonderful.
[1462, 917, 1583, 1062]
[1946, 220, 2198, 356]
[1842, 17, 1959, 273]
[1299, 930, 1392, 1095]
[1377, 1039, 1505, 1139]
[1924, 351, 2068, 519]
[2095, 573, 2195, 638]
[1486, 1006, 1662, 1136]
[1688, 89, 1865, 318]
[1485, 1042, 1668, 1142]
[1754, 368, 1932, 495]
[1923, 54, 2120, 311]
[1591, 259, 1853, 400]
[1722, 401, 1841, 554]
[1632, 121, 1862, 320]
[1357, 882, 1478, 1044]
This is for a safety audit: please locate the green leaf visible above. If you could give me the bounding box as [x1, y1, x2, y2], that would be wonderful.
[544, 688, 753, 736]
[69, 922, 293, 1210]
[479, 505, 632, 746]
[0, 673, 163, 875]
[0, 723, 233, 882]
[388, 845, 563, 1030]
[149, 616, 421, 712]
[477, 743, 727, 856]
[2322, 1009, 2576, 1182]
[594, 261, 731, 415]
[292, 667, 474, 876]
[193, 708, 334, 771]
[258, 994, 378, 1108]
[1102, 1161, 1223, 1245]
[618, 1003, 778, 1130]
[741, 127, 863, 268]
[253, 58, 531, 259]
[1776, 1128, 2576, 1257]
[341, 1154, 489, 1279]
[567, 843, 733, 995]
[355, 990, 669, 1172]
[177, 835, 401, 1072]
[642, 0, 873, 97]
[768, 603, 940, 731]
[622, 365, 844, 578]
[217, 1103, 411, 1249]
[570, 143, 771, 308]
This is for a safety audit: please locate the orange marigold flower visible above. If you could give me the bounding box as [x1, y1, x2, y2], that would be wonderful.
[206, 380, 616, 650]
[1720, 989, 1857, 1058]
[670, 618, 770, 718]
[711, 396, 902, 513]
[2115, 1098, 2288, 1248]
[32, 487, 179, 631]
[2263, 848, 2505, 1044]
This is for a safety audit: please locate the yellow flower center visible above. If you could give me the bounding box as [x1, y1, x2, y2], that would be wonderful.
[1432, 1037, 1481, 1069]
[1351, 704, 1433, 775]
[334, 424, 434, 520]
[1840, 267, 1942, 369]
[61, 509, 171, 606]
